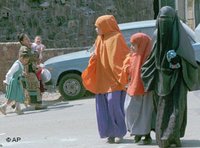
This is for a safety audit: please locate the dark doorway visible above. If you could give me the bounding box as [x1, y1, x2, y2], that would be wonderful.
[153, 0, 159, 19]
[195, 0, 200, 27]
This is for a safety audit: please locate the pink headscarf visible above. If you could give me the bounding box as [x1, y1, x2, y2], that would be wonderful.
[122, 33, 152, 96]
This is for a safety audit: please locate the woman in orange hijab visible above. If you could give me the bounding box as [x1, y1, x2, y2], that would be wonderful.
[122, 33, 153, 145]
[82, 15, 130, 143]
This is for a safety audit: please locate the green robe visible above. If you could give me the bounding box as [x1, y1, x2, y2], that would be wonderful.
[141, 6, 199, 148]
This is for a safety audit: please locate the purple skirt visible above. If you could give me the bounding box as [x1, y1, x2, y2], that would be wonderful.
[95, 90, 127, 138]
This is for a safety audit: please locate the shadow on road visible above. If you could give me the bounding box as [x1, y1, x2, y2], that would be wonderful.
[21, 96, 85, 115]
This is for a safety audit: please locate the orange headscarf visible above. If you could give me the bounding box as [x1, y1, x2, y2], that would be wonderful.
[122, 33, 152, 96]
[82, 15, 130, 94]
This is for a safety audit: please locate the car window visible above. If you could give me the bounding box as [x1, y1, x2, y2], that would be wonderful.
[119, 20, 156, 46]
[121, 27, 156, 46]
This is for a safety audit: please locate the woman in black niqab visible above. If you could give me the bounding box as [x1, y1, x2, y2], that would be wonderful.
[142, 6, 199, 148]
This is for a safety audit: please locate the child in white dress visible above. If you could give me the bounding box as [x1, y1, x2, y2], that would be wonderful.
[0, 46, 30, 115]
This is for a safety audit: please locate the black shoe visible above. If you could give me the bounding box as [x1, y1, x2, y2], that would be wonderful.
[134, 135, 142, 143]
[11, 104, 16, 109]
[107, 137, 115, 143]
[35, 105, 47, 110]
[142, 135, 152, 145]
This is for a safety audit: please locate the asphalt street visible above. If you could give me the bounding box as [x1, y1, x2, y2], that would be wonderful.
[0, 90, 200, 148]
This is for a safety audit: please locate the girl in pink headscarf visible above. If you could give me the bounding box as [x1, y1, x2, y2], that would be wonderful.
[122, 33, 153, 145]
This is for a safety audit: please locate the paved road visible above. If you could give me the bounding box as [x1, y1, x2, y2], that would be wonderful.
[0, 91, 200, 148]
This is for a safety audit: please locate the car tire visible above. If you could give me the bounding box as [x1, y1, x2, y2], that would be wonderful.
[58, 73, 86, 100]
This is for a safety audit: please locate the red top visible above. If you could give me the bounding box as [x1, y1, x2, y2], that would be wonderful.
[121, 33, 152, 96]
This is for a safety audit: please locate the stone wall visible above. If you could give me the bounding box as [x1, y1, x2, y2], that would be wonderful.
[0, 0, 154, 48]
[0, 42, 90, 92]
[0, 0, 155, 92]
[0, 43, 20, 92]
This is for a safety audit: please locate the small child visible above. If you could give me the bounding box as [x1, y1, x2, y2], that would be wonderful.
[122, 33, 153, 145]
[0, 46, 30, 115]
[32, 35, 46, 64]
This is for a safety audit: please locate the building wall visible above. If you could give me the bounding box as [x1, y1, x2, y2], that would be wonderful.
[159, 0, 195, 28]
[0, 0, 154, 48]
[187, 0, 196, 29]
